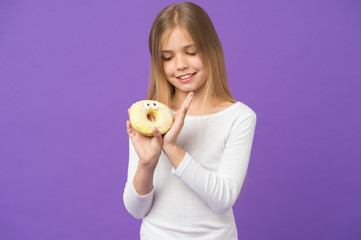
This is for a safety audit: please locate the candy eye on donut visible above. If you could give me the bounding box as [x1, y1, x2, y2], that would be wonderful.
[151, 102, 159, 110]
[144, 101, 151, 109]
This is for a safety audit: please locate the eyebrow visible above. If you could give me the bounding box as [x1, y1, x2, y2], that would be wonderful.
[161, 44, 196, 53]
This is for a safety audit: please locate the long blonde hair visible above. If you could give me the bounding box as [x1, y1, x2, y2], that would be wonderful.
[147, 1, 234, 107]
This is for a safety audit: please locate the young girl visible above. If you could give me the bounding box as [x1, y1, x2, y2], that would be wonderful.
[123, 2, 256, 239]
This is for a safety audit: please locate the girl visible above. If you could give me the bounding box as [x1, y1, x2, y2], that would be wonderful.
[123, 2, 256, 239]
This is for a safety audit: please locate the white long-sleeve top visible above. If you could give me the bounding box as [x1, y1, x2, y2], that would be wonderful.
[123, 101, 256, 240]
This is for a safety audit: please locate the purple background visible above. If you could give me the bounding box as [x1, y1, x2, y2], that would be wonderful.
[1, 0, 360, 239]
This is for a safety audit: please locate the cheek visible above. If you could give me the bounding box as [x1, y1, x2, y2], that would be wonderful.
[162, 62, 172, 77]
[190, 57, 205, 71]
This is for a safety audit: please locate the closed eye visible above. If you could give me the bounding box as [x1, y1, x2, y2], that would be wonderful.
[162, 56, 173, 61]
[186, 51, 197, 56]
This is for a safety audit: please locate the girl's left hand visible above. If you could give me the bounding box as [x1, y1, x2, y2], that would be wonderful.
[162, 92, 193, 148]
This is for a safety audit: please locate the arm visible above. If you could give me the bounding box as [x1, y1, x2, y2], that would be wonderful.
[166, 114, 257, 214]
[122, 138, 153, 219]
[123, 93, 193, 219]
[123, 121, 162, 219]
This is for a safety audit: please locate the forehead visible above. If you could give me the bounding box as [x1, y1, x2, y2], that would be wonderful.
[161, 26, 195, 50]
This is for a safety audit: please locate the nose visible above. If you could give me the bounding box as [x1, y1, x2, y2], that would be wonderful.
[176, 55, 188, 71]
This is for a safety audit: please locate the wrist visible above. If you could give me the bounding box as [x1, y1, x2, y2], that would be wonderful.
[162, 143, 185, 169]
[138, 157, 158, 170]
[162, 142, 177, 154]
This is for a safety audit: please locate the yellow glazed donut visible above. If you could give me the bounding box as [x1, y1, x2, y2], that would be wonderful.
[129, 100, 173, 136]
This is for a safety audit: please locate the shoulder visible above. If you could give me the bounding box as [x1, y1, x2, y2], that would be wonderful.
[226, 101, 257, 134]
[226, 102, 257, 139]
[227, 101, 256, 120]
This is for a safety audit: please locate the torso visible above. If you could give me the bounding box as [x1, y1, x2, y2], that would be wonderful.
[140, 101, 255, 240]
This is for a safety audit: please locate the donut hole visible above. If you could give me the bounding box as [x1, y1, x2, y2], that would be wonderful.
[147, 114, 155, 122]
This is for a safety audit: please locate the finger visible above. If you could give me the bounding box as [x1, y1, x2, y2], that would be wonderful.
[153, 127, 163, 143]
[173, 92, 193, 125]
[181, 92, 194, 114]
[126, 120, 135, 138]
[176, 92, 193, 121]
[127, 109, 138, 136]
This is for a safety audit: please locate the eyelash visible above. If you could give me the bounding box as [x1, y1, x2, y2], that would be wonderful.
[162, 57, 173, 61]
[162, 52, 197, 61]
[187, 52, 197, 56]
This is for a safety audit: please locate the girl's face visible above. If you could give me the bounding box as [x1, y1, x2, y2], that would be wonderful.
[161, 26, 207, 97]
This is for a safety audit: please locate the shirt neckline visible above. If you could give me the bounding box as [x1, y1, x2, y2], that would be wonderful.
[171, 102, 241, 120]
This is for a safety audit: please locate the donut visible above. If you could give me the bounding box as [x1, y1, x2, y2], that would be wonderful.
[129, 100, 173, 136]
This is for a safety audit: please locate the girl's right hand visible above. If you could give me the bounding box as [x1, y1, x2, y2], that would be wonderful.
[126, 119, 163, 169]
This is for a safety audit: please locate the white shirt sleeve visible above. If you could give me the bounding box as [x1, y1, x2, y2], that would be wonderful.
[123, 138, 154, 219]
[171, 114, 257, 214]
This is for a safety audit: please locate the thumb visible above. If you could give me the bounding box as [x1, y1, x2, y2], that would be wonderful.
[153, 127, 163, 143]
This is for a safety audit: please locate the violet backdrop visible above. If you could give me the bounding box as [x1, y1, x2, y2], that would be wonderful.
[1, 0, 360, 239]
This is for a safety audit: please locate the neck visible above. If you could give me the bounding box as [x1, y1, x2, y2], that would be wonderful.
[171, 90, 222, 116]
[171, 90, 200, 113]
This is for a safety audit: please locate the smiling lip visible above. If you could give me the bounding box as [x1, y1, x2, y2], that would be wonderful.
[176, 72, 196, 82]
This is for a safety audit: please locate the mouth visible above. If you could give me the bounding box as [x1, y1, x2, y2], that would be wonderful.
[176, 72, 196, 82]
